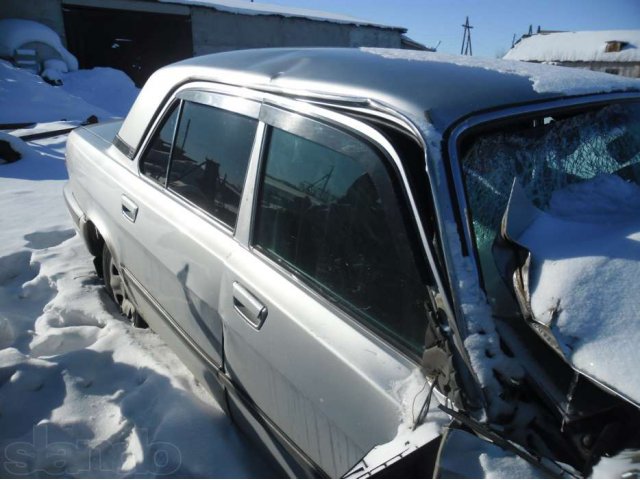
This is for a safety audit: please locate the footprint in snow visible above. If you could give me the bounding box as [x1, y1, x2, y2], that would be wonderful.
[0, 250, 37, 288]
[0, 251, 57, 352]
[29, 326, 102, 358]
[44, 308, 105, 329]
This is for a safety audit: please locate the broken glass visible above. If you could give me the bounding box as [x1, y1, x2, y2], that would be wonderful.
[461, 102, 640, 317]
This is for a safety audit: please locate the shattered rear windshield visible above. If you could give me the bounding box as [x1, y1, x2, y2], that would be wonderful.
[460, 101, 640, 317]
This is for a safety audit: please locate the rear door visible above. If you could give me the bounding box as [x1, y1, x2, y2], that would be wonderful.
[221, 103, 438, 477]
[121, 89, 260, 372]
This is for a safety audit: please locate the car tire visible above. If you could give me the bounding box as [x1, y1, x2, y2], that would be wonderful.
[102, 243, 147, 329]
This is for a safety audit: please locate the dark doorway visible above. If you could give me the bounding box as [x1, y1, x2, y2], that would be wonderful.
[63, 5, 193, 86]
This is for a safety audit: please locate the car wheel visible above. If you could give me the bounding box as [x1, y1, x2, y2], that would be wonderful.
[102, 243, 147, 328]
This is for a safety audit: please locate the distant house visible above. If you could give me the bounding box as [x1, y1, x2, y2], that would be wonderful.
[0, 0, 425, 86]
[504, 30, 640, 78]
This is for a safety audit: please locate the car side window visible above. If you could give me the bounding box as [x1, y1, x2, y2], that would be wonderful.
[140, 103, 179, 185]
[168, 101, 258, 228]
[254, 125, 429, 353]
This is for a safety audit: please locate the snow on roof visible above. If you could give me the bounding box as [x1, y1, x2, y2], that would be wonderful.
[0, 18, 78, 71]
[504, 30, 640, 63]
[158, 0, 405, 30]
[364, 48, 640, 98]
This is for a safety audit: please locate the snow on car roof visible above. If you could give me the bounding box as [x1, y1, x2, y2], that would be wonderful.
[117, 48, 640, 152]
[504, 30, 640, 63]
[158, 0, 405, 30]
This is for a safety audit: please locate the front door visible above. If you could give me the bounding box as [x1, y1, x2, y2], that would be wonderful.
[221, 104, 438, 476]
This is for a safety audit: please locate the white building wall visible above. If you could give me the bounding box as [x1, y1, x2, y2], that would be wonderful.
[190, 7, 403, 57]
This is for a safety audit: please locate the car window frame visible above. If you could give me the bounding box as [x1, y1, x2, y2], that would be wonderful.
[241, 102, 441, 360]
[134, 87, 261, 235]
[131, 80, 458, 363]
[137, 98, 182, 186]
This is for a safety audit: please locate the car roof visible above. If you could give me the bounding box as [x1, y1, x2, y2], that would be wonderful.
[117, 47, 640, 151]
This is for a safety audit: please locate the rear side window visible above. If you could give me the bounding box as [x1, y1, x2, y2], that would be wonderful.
[140, 103, 179, 185]
[254, 126, 429, 353]
[168, 101, 258, 228]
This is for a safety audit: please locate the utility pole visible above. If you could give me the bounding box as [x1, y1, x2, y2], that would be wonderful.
[460, 16, 473, 56]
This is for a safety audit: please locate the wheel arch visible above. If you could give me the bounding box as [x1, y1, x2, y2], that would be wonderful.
[81, 210, 121, 279]
[84, 219, 105, 258]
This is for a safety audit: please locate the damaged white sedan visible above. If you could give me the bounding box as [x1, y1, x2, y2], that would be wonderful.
[64, 47, 640, 477]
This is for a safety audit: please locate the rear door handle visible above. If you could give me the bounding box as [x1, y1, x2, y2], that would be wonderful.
[121, 194, 138, 223]
[232, 282, 267, 329]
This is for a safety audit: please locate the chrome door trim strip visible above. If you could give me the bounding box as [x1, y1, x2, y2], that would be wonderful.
[234, 121, 267, 246]
[177, 89, 261, 118]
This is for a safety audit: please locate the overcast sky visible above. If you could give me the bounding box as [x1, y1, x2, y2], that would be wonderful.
[266, 0, 640, 58]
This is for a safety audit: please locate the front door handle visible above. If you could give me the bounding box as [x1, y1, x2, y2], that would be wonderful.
[232, 282, 267, 329]
[121, 194, 138, 223]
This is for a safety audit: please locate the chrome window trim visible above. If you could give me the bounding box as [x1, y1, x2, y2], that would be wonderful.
[164, 100, 184, 188]
[133, 83, 263, 172]
[172, 80, 448, 267]
[446, 92, 640, 271]
[174, 81, 268, 107]
[244, 99, 455, 362]
[134, 86, 263, 237]
[256, 99, 454, 322]
[129, 78, 476, 382]
[113, 134, 135, 159]
[235, 121, 267, 245]
[316, 99, 426, 145]
[137, 98, 182, 185]
[177, 89, 261, 119]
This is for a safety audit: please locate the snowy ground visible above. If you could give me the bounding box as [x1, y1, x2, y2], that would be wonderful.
[4, 51, 636, 478]
[0, 62, 275, 477]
